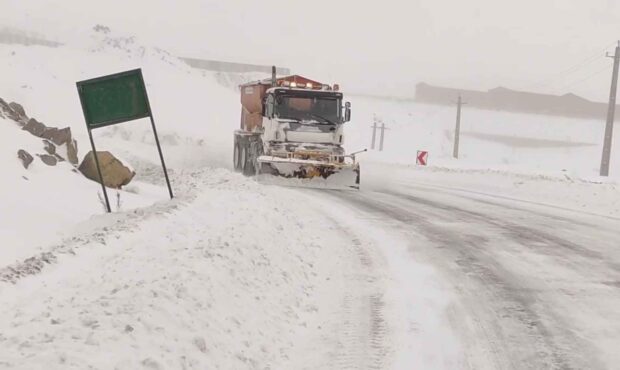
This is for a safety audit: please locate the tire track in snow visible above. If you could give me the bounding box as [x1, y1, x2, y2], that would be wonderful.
[328, 188, 609, 369]
[322, 222, 392, 370]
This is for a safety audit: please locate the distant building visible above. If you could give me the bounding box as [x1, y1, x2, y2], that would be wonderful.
[415, 82, 614, 119]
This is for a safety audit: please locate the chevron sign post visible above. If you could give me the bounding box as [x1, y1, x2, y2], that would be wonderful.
[416, 151, 428, 166]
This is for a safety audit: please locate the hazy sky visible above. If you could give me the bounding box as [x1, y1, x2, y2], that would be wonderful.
[4, 0, 620, 100]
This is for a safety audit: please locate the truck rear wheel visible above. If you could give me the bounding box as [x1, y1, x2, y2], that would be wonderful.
[234, 130, 261, 177]
[242, 145, 256, 176]
[240, 145, 248, 173]
[233, 143, 242, 172]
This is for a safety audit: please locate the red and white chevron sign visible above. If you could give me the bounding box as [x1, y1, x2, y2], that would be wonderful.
[416, 151, 428, 166]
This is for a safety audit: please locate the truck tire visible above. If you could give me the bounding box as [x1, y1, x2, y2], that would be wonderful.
[240, 145, 248, 174]
[233, 143, 241, 172]
[242, 144, 255, 176]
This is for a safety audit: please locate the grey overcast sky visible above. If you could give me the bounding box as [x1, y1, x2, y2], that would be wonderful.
[3, 0, 620, 100]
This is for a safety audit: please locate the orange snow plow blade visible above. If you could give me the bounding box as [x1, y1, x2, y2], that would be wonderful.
[257, 156, 360, 190]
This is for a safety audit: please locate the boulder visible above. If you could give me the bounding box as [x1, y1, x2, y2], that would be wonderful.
[66, 139, 79, 165]
[22, 118, 46, 137]
[8, 102, 27, 123]
[17, 149, 33, 169]
[38, 154, 57, 166]
[42, 127, 72, 146]
[0, 98, 21, 122]
[43, 140, 56, 155]
[78, 151, 135, 189]
[0, 98, 6, 119]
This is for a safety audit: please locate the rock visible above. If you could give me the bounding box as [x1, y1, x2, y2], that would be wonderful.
[42, 127, 72, 146]
[8, 102, 27, 122]
[17, 149, 33, 169]
[66, 139, 79, 165]
[22, 118, 46, 137]
[193, 337, 208, 353]
[38, 154, 57, 166]
[43, 140, 56, 155]
[78, 151, 135, 189]
[0, 98, 22, 123]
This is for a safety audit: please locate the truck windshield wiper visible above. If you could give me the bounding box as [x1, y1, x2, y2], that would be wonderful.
[307, 113, 336, 125]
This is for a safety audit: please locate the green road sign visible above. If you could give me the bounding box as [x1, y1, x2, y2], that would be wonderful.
[77, 69, 150, 128]
[76, 68, 173, 213]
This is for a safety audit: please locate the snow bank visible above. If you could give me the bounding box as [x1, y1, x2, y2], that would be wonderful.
[0, 169, 355, 370]
[0, 115, 164, 267]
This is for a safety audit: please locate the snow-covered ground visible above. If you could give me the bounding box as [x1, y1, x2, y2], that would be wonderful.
[0, 169, 363, 369]
[346, 94, 620, 180]
[2, 26, 620, 369]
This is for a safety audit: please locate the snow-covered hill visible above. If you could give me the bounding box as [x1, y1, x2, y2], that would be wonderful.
[346, 95, 620, 181]
[0, 27, 242, 265]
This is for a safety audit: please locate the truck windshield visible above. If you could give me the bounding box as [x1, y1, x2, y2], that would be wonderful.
[275, 95, 340, 124]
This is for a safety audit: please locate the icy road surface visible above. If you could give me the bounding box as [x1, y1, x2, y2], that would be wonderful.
[306, 174, 620, 369]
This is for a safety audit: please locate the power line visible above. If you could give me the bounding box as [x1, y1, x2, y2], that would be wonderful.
[525, 41, 617, 90]
[554, 63, 612, 93]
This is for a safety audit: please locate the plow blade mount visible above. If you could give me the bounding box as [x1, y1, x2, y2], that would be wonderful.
[257, 156, 360, 190]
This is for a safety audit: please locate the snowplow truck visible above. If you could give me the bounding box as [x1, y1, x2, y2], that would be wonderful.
[233, 67, 361, 189]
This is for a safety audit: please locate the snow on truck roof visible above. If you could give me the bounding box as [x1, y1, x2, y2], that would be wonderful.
[240, 75, 324, 87]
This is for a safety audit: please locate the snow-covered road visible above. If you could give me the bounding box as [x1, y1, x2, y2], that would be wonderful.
[1, 167, 619, 369]
[309, 176, 620, 369]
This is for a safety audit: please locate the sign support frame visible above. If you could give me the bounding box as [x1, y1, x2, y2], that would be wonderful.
[76, 68, 173, 213]
[86, 127, 112, 213]
[144, 88, 174, 200]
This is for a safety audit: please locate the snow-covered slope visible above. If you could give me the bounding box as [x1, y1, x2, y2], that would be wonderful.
[0, 28, 243, 267]
[346, 95, 620, 180]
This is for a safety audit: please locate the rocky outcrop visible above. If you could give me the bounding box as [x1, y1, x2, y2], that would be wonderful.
[22, 118, 46, 137]
[23, 120, 73, 146]
[0, 98, 29, 124]
[43, 140, 56, 155]
[78, 151, 135, 189]
[2, 97, 81, 167]
[38, 154, 57, 166]
[8, 102, 27, 123]
[42, 127, 72, 146]
[66, 139, 78, 165]
[17, 150, 33, 169]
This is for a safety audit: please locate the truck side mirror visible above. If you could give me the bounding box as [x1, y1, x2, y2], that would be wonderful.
[344, 102, 351, 122]
[265, 94, 275, 118]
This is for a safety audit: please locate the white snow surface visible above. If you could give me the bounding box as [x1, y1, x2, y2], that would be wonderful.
[0, 170, 352, 368]
[1, 27, 619, 370]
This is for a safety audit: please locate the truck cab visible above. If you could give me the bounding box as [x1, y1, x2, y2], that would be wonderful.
[235, 73, 360, 189]
[262, 87, 350, 150]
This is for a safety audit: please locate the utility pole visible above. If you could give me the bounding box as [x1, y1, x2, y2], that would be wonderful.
[453, 94, 465, 159]
[601, 41, 620, 176]
[379, 122, 389, 151]
[370, 121, 378, 150]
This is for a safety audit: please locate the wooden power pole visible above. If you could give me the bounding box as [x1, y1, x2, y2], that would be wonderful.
[453, 95, 465, 159]
[371, 121, 378, 150]
[601, 41, 620, 176]
[379, 122, 389, 151]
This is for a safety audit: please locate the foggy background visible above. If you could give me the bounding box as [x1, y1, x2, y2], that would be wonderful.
[2, 0, 620, 100]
